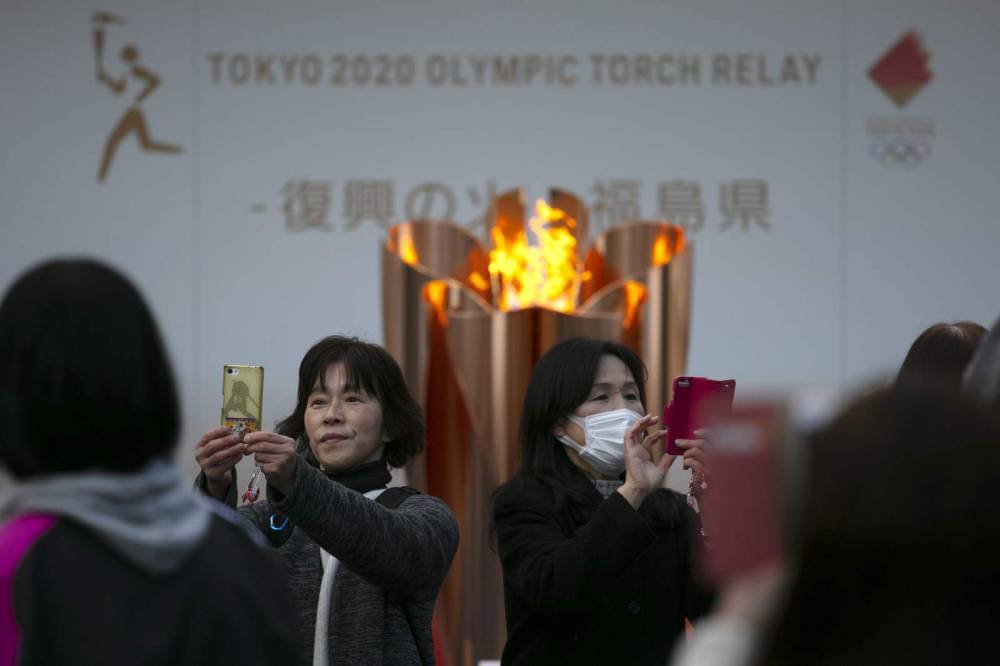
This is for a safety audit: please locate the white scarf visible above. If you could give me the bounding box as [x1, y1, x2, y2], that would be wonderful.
[312, 487, 386, 666]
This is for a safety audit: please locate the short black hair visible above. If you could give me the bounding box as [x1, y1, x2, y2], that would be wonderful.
[0, 259, 179, 478]
[276, 335, 425, 468]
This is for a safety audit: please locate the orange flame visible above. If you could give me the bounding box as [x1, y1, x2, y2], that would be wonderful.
[623, 280, 647, 328]
[487, 199, 589, 312]
[398, 225, 419, 265]
[652, 235, 671, 266]
[423, 280, 449, 326]
[652, 228, 686, 267]
[468, 271, 489, 292]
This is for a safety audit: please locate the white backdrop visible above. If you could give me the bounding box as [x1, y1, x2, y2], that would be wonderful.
[2, 0, 999, 485]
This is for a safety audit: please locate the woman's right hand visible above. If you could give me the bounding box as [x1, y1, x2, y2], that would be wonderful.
[618, 414, 671, 509]
[194, 426, 245, 500]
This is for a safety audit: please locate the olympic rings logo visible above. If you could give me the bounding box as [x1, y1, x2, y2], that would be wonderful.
[868, 134, 932, 169]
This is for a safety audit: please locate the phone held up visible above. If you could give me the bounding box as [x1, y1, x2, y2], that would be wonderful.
[222, 364, 265, 505]
[699, 401, 784, 583]
[221, 364, 264, 439]
[662, 376, 736, 456]
[697, 388, 842, 584]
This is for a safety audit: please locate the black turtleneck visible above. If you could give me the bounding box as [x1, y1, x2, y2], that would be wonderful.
[293, 440, 392, 494]
[321, 457, 392, 493]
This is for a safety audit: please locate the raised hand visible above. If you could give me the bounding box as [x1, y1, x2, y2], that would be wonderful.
[676, 428, 711, 499]
[194, 426, 245, 500]
[244, 431, 299, 496]
[618, 414, 672, 509]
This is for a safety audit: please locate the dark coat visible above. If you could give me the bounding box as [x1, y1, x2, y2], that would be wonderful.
[492, 471, 713, 665]
[4, 513, 299, 665]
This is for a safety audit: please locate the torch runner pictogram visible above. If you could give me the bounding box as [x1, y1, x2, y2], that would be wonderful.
[92, 12, 182, 183]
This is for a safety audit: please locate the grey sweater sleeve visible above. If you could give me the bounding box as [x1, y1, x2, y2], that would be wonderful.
[271, 460, 459, 600]
[194, 469, 271, 536]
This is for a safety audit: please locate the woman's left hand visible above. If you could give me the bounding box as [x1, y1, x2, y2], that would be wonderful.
[675, 428, 711, 497]
[618, 414, 671, 509]
[244, 431, 299, 496]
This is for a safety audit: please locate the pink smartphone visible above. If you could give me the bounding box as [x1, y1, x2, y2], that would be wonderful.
[662, 376, 736, 455]
[699, 401, 783, 583]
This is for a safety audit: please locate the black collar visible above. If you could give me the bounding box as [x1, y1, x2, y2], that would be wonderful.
[324, 457, 392, 493]
[295, 437, 391, 493]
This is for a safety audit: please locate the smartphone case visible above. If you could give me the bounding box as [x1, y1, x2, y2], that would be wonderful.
[663, 376, 736, 455]
[221, 364, 264, 435]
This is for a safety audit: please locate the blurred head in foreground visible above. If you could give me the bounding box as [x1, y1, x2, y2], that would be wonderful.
[896, 321, 985, 391]
[757, 387, 1000, 665]
[0, 258, 178, 478]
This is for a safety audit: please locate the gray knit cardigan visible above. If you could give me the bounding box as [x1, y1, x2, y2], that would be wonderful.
[199, 460, 459, 666]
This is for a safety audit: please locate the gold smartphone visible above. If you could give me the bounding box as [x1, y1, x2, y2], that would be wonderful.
[221, 364, 264, 436]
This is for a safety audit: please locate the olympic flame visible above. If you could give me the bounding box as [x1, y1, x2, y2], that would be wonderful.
[622, 280, 647, 328]
[653, 230, 685, 266]
[487, 199, 591, 312]
[468, 270, 490, 292]
[423, 280, 448, 325]
[398, 224, 420, 265]
[381, 190, 693, 666]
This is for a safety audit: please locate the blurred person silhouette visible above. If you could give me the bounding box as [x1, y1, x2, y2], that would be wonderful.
[896, 321, 985, 391]
[963, 316, 1000, 405]
[752, 387, 1000, 665]
[675, 319, 985, 666]
[0, 259, 298, 665]
[676, 380, 999, 666]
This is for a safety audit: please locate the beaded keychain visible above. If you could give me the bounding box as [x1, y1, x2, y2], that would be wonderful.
[229, 422, 262, 505]
[243, 462, 263, 504]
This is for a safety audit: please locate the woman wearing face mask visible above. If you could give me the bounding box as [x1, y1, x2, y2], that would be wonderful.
[491, 337, 713, 665]
[194, 336, 459, 666]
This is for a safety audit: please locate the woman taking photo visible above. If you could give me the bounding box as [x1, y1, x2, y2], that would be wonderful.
[492, 337, 713, 665]
[195, 335, 459, 666]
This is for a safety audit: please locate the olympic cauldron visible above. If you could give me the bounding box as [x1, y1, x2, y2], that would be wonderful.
[381, 188, 692, 666]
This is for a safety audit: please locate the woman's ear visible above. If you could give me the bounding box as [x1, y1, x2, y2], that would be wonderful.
[552, 417, 567, 439]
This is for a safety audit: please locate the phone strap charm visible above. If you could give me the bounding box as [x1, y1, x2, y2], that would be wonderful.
[687, 472, 708, 509]
[243, 463, 262, 505]
[229, 422, 261, 505]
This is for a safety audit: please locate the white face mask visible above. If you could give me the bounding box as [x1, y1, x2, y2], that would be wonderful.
[557, 408, 642, 478]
